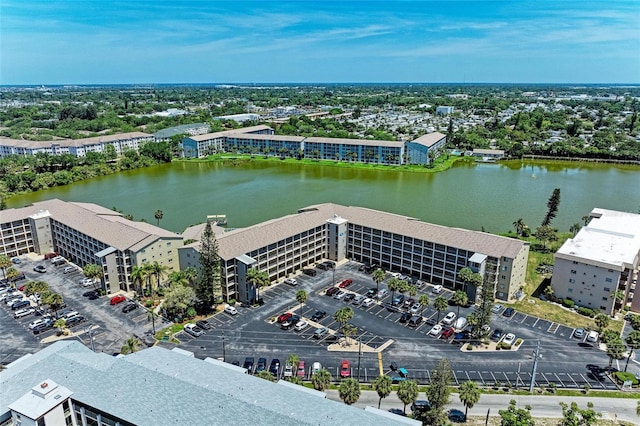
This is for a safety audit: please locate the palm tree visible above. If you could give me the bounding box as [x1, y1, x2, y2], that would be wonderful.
[372, 374, 392, 409]
[149, 261, 169, 294]
[53, 318, 67, 336]
[334, 306, 354, 335]
[295, 289, 307, 313]
[255, 370, 276, 382]
[569, 222, 581, 236]
[387, 278, 402, 300]
[408, 285, 417, 300]
[610, 290, 625, 315]
[397, 380, 419, 414]
[513, 218, 526, 236]
[287, 353, 299, 378]
[120, 336, 140, 354]
[625, 331, 640, 372]
[371, 268, 385, 292]
[44, 292, 64, 318]
[147, 308, 159, 335]
[459, 380, 481, 419]
[183, 266, 198, 286]
[606, 337, 626, 370]
[434, 296, 448, 322]
[82, 263, 103, 290]
[130, 265, 147, 297]
[154, 209, 164, 226]
[338, 378, 361, 405]
[311, 369, 332, 391]
[452, 290, 468, 317]
[0, 255, 11, 280]
[5, 267, 19, 283]
[246, 267, 269, 303]
[168, 271, 188, 287]
[418, 294, 430, 314]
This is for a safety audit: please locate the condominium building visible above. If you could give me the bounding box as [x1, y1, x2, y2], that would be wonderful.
[436, 106, 455, 115]
[551, 208, 640, 315]
[179, 203, 529, 304]
[0, 199, 181, 294]
[181, 125, 275, 157]
[0, 133, 154, 158]
[0, 341, 413, 426]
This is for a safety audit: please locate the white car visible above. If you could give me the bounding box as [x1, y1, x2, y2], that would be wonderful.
[432, 285, 443, 294]
[586, 330, 599, 343]
[29, 318, 51, 329]
[80, 278, 97, 287]
[352, 295, 365, 305]
[454, 317, 467, 331]
[376, 289, 389, 299]
[14, 307, 35, 318]
[428, 324, 443, 336]
[184, 323, 204, 337]
[284, 278, 298, 286]
[224, 304, 238, 315]
[409, 303, 422, 314]
[294, 320, 308, 331]
[390, 272, 402, 279]
[442, 311, 457, 325]
[333, 290, 346, 300]
[362, 298, 375, 307]
[284, 362, 293, 377]
[502, 333, 516, 346]
[491, 304, 503, 314]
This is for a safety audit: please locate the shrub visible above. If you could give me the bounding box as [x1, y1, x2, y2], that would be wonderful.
[515, 338, 523, 346]
[466, 345, 473, 351]
[228, 298, 236, 306]
[563, 298, 575, 308]
[577, 306, 595, 317]
[145, 300, 154, 308]
[185, 307, 196, 319]
[613, 371, 638, 385]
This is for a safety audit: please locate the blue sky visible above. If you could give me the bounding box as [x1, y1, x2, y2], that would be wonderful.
[2, 1, 639, 84]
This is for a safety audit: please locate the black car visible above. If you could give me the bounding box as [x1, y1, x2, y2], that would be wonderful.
[408, 315, 423, 327]
[399, 312, 412, 323]
[196, 320, 211, 330]
[255, 357, 267, 373]
[366, 288, 377, 297]
[32, 323, 53, 335]
[66, 315, 85, 327]
[317, 263, 328, 271]
[411, 400, 431, 413]
[503, 307, 515, 317]
[322, 261, 336, 269]
[82, 290, 96, 297]
[281, 314, 301, 330]
[343, 293, 355, 302]
[12, 272, 26, 282]
[302, 268, 317, 276]
[87, 292, 100, 300]
[269, 358, 280, 376]
[11, 299, 30, 310]
[243, 357, 255, 373]
[490, 328, 504, 341]
[448, 409, 466, 423]
[311, 310, 326, 321]
[33, 265, 47, 273]
[122, 303, 137, 313]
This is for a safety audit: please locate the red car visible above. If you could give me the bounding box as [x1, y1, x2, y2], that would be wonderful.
[110, 295, 127, 305]
[277, 312, 293, 323]
[441, 327, 455, 339]
[340, 360, 351, 378]
[338, 279, 353, 288]
[297, 360, 306, 378]
[325, 287, 339, 296]
[18, 285, 25, 291]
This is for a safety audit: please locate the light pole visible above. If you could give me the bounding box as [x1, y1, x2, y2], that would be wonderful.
[85, 324, 95, 352]
[356, 335, 362, 381]
[222, 331, 226, 362]
[529, 340, 542, 393]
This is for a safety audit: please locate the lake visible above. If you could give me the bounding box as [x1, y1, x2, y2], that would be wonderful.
[6, 159, 640, 234]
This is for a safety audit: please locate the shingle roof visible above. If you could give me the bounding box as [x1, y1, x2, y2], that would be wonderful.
[0, 133, 152, 150]
[305, 136, 402, 147]
[411, 132, 447, 148]
[0, 341, 408, 426]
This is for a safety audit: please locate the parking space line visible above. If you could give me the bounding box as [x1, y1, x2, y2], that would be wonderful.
[531, 318, 539, 327]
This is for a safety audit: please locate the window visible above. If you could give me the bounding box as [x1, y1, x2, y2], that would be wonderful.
[571, 270, 577, 274]
[603, 287, 610, 292]
[602, 297, 608, 301]
[568, 288, 573, 293]
[569, 279, 575, 283]
[605, 278, 612, 283]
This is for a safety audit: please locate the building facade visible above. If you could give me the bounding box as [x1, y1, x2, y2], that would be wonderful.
[551, 208, 640, 315]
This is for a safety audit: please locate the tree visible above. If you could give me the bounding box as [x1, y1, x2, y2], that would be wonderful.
[459, 381, 481, 420]
[371, 268, 386, 292]
[499, 399, 534, 426]
[569, 223, 581, 236]
[23, 280, 49, 297]
[196, 221, 221, 308]
[295, 289, 307, 313]
[372, 374, 392, 409]
[541, 188, 561, 227]
[433, 296, 448, 322]
[334, 306, 354, 335]
[82, 263, 103, 290]
[452, 290, 468, 317]
[255, 370, 275, 382]
[130, 265, 147, 296]
[168, 270, 189, 287]
[120, 336, 140, 354]
[246, 267, 269, 303]
[594, 313, 610, 333]
[311, 369, 332, 391]
[287, 354, 299, 374]
[0, 255, 11, 280]
[418, 294, 430, 313]
[559, 401, 600, 426]
[606, 336, 625, 370]
[424, 358, 453, 426]
[625, 330, 640, 372]
[535, 225, 558, 251]
[53, 318, 67, 336]
[149, 261, 169, 295]
[154, 209, 163, 226]
[387, 277, 402, 300]
[397, 379, 419, 414]
[43, 291, 64, 317]
[513, 218, 526, 236]
[163, 284, 196, 318]
[338, 378, 360, 405]
[610, 290, 625, 315]
[5, 267, 19, 282]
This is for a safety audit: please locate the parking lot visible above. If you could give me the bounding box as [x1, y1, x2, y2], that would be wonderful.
[1, 255, 160, 365]
[167, 260, 617, 389]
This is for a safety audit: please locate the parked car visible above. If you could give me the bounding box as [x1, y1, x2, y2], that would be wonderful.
[196, 320, 211, 330]
[11, 257, 21, 264]
[343, 293, 355, 302]
[409, 303, 422, 314]
[281, 314, 301, 329]
[33, 265, 47, 273]
[503, 307, 515, 317]
[122, 303, 137, 313]
[43, 252, 59, 260]
[586, 330, 599, 343]
[269, 358, 280, 376]
[322, 261, 336, 269]
[32, 322, 53, 334]
[453, 330, 471, 343]
[362, 298, 375, 307]
[283, 362, 293, 377]
[312, 362, 322, 375]
[333, 290, 346, 300]
[408, 315, 423, 327]
[376, 289, 389, 299]
[399, 312, 412, 323]
[63, 266, 76, 274]
[66, 315, 85, 327]
[411, 400, 431, 413]
[255, 357, 267, 373]
[392, 294, 404, 306]
[224, 304, 238, 315]
[11, 299, 30, 310]
[338, 279, 352, 288]
[297, 360, 306, 378]
[184, 323, 205, 337]
[491, 304, 503, 314]
[302, 268, 317, 277]
[352, 295, 365, 305]
[573, 328, 585, 339]
[490, 328, 504, 341]
[366, 288, 377, 297]
[442, 311, 457, 325]
[311, 310, 326, 321]
[110, 295, 126, 305]
[82, 290, 97, 297]
[294, 320, 309, 332]
[317, 263, 328, 271]
[340, 360, 351, 378]
[325, 287, 339, 296]
[502, 333, 516, 346]
[431, 285, 443, 294]
[284, 278, 298, 286]
[29, 318, 52, 329]
[243, 357, 255, 373]
[313, 327, 329, 339]
[448, 409, 466, 422]
[454, 317, 467, 331]
[277, 312, 293, 323]
[441, 327, 455, 339]
[13, 307, 35, 318]
[403, 298, 415, 309]
[428, 324, 443, 336]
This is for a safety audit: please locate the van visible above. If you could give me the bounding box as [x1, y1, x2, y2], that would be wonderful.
[454, 317, 467, 331]
[50, 256, 64, 263]
[63, 266, 75, 274]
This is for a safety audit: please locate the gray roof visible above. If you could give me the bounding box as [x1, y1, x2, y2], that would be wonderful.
[154, 123, 210, 139]
[305, 136, 402, 147]
[187, 125, 274, 142]
[0, 341, 408, 426]
[0, 132, 152, 150]
[215, 203, 527, 261]
[411, 132, 447, 148]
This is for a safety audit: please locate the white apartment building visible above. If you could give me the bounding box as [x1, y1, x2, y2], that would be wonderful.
[551, 208, 640, 315]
